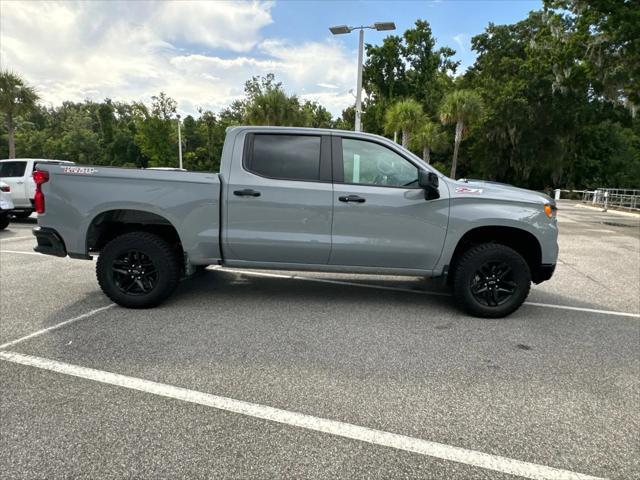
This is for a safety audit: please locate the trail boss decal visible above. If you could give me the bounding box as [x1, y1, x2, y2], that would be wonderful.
[455, 186, 483, 194]
[62, 166, 98, 175]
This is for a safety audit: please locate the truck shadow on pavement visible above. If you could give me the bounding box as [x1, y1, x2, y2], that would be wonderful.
[175, 269, 637, 319]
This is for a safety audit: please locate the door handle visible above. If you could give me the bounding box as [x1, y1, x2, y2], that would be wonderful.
[234, 189, 261, 197]
[339, 195, 366, 203]
[16, 181, 24, 185]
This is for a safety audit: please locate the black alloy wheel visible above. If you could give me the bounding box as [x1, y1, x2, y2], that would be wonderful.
[112, 249, 159, 296]
[470, 261, 518, 307]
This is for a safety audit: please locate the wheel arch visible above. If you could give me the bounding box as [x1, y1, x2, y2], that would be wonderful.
[86, 209, 183, 256]
[449, 225, 545, 283]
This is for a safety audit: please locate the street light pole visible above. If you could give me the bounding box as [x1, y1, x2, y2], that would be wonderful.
[177, 114, 183, 170]
[355, 28, 364, 132]
[329, 21, 395, 133]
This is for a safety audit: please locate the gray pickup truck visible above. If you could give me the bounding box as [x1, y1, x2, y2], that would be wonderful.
[32, 126, 557, 317]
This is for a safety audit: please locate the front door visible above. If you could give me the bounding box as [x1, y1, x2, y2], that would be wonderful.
[224, 133, 333, 265]
[329, 136, 449, 271]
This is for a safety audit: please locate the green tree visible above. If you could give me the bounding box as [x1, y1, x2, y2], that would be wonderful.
[0, 70, 39, 158]
[133, 93, 178, 167]
[439, 90, 484, 178]
[545, 0, 640, 112]
[413, 121, 447, 164]
[301, 101, 333, 128]
[384, 99, 424, 148]
[244, 89, 302, 126]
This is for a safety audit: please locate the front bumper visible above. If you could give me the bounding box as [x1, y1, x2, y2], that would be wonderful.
[33, 227, 67, 257]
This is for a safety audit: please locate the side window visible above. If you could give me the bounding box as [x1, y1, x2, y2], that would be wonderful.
[0, 161, 27, 178]
[248, 134, 321, 181]
[341, 139, 418, 187]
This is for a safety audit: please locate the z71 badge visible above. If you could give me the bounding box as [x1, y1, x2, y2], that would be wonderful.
[62, 166, 98, 175]
[455, 186, 483, 194]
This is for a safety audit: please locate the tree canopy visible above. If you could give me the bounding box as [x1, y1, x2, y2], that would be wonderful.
[1, 1, 638, 190]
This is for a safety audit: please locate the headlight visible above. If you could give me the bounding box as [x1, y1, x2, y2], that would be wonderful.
[544, 203, 557, 219]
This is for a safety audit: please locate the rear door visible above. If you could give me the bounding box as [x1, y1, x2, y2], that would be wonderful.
[224, 132, 333, 264]
[329, 135, 449, 271]
[0, 160, 29, 207]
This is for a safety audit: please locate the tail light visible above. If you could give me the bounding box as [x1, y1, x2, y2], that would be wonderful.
[0, 184, 9, 192]
[33, 169, 49, 214]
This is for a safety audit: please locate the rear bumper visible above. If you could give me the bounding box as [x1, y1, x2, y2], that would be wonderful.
[533, 263, 556, 284]
[33, 227, 67, 257]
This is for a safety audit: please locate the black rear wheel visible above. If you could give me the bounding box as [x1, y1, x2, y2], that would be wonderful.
[97, 232, 180, 308]
[0, 214, 9, 230]
[453, 243, 531, 318]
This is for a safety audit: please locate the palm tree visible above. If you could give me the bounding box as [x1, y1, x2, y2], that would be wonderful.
[412, 121, 446, 164]
[244, 89, 301, 126]
[439, 89, 483, 178]
[384, 99, 423, 149]
[0, 71, 39, 158]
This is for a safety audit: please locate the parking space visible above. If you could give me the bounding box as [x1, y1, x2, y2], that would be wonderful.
[1, 203, 639, 479]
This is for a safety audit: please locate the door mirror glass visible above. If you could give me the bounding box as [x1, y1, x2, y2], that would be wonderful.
[418, 170, 440, 200]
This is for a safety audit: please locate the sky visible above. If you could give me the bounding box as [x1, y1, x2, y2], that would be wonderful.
[0, 0, 542, 117]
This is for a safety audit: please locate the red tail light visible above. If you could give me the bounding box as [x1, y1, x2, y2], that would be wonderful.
[33, 170, 49, 214]
[0, 184, 9, 192]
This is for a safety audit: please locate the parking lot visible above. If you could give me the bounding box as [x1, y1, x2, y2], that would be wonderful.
[1, 200, 638, 479]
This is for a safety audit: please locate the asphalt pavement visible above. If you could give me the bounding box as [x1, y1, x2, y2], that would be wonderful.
[1, 201, 638, 479]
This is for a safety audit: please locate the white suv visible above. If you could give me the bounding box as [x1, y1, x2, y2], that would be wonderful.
[0, 159, 74, 217]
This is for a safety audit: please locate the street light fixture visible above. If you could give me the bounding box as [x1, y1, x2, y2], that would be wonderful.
[329, 21, 396, 132]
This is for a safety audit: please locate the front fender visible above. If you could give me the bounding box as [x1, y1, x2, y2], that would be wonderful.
[435, 198, 559, 272]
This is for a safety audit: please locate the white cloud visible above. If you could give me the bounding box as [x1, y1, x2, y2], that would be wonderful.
[151, 1, 274, 52]
[452, 33, 469, 52]
[0, 0, 357, 116]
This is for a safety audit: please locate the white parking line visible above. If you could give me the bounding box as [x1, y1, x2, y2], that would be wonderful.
[0, 350, 605, 480]
[0, 249, 44, 256]
[217, 268, 640, 319]
[0, 235, 34, 242]
[0, 304, 115, 350]
[523, 302, 640, 318]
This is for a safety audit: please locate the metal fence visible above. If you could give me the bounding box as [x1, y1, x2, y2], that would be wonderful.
[581, 189, 640, 212]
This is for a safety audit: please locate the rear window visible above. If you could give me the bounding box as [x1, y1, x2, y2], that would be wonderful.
[0, 161, 27, 178]
[247, 134, 321, 181]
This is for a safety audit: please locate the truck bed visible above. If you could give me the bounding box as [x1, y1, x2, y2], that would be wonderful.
[35, 165, 222, 264]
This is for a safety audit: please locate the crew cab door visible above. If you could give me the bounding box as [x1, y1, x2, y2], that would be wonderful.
[224, 132, 333, 264]
[329, 136, 449, 271]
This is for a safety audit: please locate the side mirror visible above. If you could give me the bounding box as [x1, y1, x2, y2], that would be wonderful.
[418, 170, 440, 200]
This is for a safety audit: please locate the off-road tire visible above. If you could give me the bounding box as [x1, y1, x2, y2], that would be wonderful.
[96, 231, 180, 308]
[452, 243, 531, 318]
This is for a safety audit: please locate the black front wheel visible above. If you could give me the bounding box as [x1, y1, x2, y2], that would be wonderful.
[0, 214, 9, 230]
[96, 232, 180, 308]
[453, 244, 531, 318]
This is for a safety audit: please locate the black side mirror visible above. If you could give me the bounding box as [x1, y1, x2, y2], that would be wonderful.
[418, 170, 440, 200]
